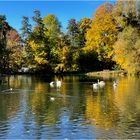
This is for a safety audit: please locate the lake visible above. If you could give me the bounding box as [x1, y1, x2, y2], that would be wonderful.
[0, 75, 140, 139]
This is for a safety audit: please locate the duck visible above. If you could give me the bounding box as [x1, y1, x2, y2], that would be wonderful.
[97, 79, 105, 87]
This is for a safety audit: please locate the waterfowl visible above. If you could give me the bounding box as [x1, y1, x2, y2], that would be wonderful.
[97, 79, 105, 87]
[50, 97, 55, 101]
[56, 80, 61, 88]
[50, 80, 62, 88]
[93, 83, 98, 89]
[50, 81, 55, 88]
[113, 81, 118, 88]
[10, 88, 13, 91]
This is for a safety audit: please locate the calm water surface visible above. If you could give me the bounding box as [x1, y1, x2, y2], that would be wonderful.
[0, 75, 140, 139]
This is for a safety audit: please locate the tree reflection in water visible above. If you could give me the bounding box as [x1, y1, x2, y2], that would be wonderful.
[0, 75, 139, 139]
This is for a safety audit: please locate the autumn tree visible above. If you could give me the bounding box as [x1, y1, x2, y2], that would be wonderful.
[113, 1, 140, 30]
[86, 3, 118, 69]
[113, 26, 140, 74]
[6, 29, 23, 72]
[28, 10, 50, 72]
[0, 15, 11, 72]
[112, 1, 140, 74]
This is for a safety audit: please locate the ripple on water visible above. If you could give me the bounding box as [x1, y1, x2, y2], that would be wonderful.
[0, 122, 10, 138]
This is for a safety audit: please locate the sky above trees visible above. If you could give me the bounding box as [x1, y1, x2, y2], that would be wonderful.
[0, 1, 115, 33]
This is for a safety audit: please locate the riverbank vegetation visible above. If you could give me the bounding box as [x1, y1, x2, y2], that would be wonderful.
[0, 1, 140, 75]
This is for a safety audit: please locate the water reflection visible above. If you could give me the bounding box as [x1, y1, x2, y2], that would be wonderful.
[0, 75, 140, 139]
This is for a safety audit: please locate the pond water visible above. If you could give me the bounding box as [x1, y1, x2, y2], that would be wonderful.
[0, 75, 140, 139]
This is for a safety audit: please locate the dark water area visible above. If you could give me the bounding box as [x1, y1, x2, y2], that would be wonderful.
[0, 75, 140, 139]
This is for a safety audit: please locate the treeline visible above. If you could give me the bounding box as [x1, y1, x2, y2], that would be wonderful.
[0, 1, 140, 74]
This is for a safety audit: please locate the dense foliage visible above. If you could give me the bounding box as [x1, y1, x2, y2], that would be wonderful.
[0, 1, 140, 74]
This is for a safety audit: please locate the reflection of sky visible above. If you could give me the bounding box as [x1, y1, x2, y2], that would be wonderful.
[0, 1, 116, 33]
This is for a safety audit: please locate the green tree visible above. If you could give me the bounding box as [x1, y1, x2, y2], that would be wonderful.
[43, 14, 61, 38]
[20, 16, 33, 69]
[67, 19, 81, 48]
[43, 14, 62, 71]
[20, 16, 32, 39]
[28, 10, 50, 72]
[32, 10, 44, 39]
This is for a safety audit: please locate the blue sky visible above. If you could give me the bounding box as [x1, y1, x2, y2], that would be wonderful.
[0, 1, 116, 34]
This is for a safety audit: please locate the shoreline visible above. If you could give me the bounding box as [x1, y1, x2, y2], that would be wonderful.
[86, 70, 127, 77]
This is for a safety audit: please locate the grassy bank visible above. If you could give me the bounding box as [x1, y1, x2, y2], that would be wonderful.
[86, 70, 127, 78]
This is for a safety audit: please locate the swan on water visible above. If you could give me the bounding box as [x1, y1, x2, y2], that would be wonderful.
[93, 83, 98, 89]
[50, 97, 55, 101]
[113, 81, 118, 88]
[97, 79, 105, 87]
[56, 80, 61, 88]
[50, 81, 55, 88]
[50, 80, 62, 88]
[10, 88, 13, 91]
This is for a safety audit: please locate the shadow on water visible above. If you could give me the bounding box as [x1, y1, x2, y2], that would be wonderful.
[0, 75, 140, 139]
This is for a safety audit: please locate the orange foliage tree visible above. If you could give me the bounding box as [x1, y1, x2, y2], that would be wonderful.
[85, 3, 118, 67]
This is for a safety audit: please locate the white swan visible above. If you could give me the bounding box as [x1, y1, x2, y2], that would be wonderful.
[50, 80, 62, 88]
[93, 83, 98, 89]
[10, 88, 13, 91]
[97, 79, 105, 87]
[50, 97, 55, 101]
[113, 81, 118, 88]
[50, 81, 55, 88]
[56, 80, 61, 88]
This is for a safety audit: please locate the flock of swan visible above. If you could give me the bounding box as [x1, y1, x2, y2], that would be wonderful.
[0, 79, 118, 102]
[93, 79, 118, 89]
[49, 79, 118, 90]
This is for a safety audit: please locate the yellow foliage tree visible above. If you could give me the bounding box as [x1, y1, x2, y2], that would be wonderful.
[29, 40, 48, 66]
[86, 3, 118, 63]
[113, 26, 140, 74]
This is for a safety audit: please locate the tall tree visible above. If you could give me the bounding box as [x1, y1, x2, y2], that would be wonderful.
[43, 14, 61, 38]
[67, 19, 81, 48]
[43, 14, 62, 70]
[79, 18, 92, 48]
[85, 3, 118, 69]
[0, 15, 10, 72]
[28, 10, 50, 72]
[20, 16, 33, 69]
[113, 26, 140, 74]
[113, 1, 140, 28]
[7, 29, 23, 72]
[32, 9, 44, 39]
[20, 16, 32, 39]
